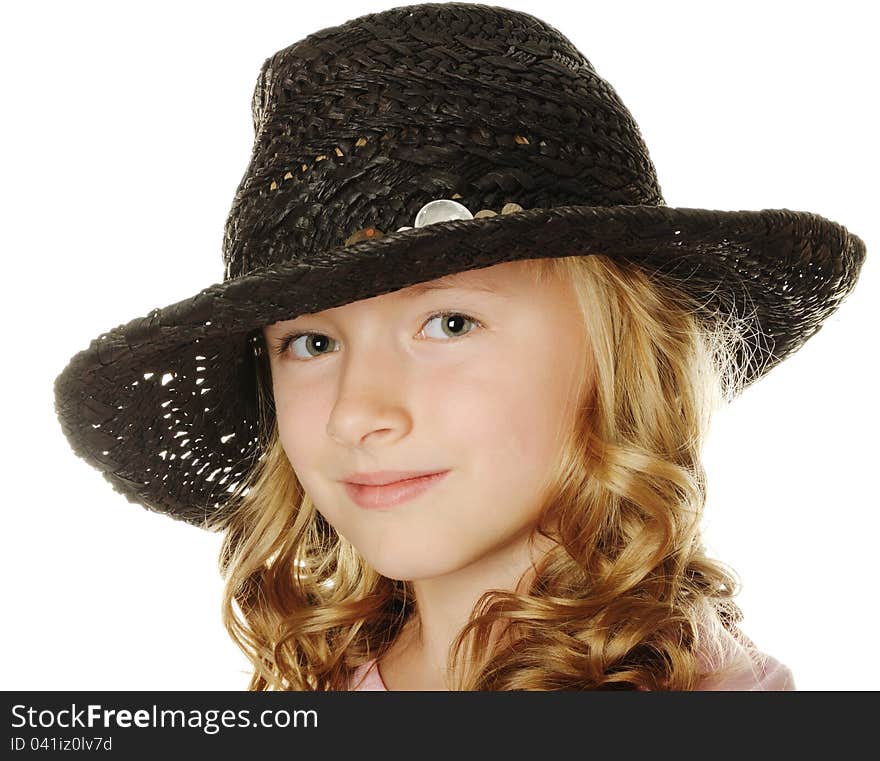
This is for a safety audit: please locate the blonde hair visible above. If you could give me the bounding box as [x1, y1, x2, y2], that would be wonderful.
[209, 253, 763, 690]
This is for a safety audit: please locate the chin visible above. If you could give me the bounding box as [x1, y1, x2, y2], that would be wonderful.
[366, 552, 465, 583]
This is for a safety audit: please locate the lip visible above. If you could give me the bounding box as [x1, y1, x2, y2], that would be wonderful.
[342, 471, 450, 509]
[342, 469, 448, 486]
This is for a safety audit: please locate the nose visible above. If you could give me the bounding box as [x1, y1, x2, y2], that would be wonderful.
[325, 340, 413, 447]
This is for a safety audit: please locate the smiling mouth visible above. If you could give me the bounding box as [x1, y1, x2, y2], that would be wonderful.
[342, 469, 449, 486]
[343, 471, 450, 509]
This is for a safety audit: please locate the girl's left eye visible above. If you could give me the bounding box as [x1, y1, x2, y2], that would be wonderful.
[272, 311, 483, 361]
[421, 311, 482, 341]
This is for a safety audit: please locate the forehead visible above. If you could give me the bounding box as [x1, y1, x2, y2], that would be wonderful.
[402, 258, 550, 293]
[397, 266, 510, 297]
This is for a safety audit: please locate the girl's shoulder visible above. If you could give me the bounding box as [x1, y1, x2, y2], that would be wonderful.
[694, 646, 795, 691]
[691, 601, 796, 691]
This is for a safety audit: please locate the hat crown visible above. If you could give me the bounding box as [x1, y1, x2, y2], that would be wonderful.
[221, 2, 664, 280]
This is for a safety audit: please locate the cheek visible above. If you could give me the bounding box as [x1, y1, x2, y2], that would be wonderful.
[458, 360, 570, 493]
[272, 378, 329, 472]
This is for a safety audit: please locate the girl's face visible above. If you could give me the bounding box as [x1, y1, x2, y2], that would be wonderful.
[262, 259, 590, 581]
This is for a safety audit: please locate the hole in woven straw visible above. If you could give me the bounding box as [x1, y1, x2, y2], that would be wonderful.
[143, 372, 154, 379]
[196, 378, 205, 385]
[160, 372, 176, 386]
[220, 433, 236, 443]
[195, 355, 206, 361]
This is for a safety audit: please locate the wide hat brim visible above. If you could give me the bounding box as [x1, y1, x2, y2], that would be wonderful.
[54, 202, 865, 527]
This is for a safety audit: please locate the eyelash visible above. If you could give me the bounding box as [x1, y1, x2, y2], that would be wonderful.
[272, 311, 484, 361]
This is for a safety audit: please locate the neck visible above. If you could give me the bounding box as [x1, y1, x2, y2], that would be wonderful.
[379, 527, 557, 690]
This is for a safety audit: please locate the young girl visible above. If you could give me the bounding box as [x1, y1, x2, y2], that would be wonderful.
[52, 3, 865, 690]
[255, 253, 798, 691]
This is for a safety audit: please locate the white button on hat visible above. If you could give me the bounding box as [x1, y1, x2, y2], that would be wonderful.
[396, 198, 521, 231]
[414, 199, 474, 227]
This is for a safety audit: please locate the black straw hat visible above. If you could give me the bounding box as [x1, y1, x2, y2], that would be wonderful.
[53, 2, 866, 528]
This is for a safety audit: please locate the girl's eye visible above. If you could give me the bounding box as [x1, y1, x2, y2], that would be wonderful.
[276, 333, 338, 361]
[421, 311, 481, 341]
[272, 311, 482, 361]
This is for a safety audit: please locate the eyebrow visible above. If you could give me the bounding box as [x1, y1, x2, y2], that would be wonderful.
[397, 274, 506, 298]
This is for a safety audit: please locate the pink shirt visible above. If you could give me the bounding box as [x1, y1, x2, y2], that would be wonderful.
[349, 610, 795, 691]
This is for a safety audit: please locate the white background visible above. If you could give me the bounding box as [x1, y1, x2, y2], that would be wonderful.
[2, 0, 875, 691]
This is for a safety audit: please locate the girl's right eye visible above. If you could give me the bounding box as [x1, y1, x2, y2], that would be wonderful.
[273, 332, 338, 361]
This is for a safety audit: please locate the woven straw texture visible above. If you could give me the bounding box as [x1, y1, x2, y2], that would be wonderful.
[53, 2, 866, 527]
